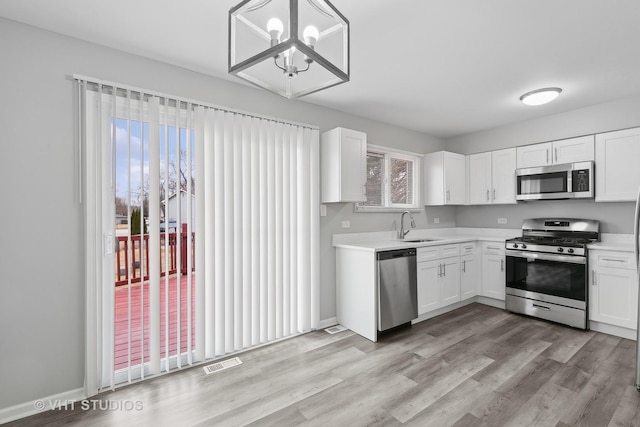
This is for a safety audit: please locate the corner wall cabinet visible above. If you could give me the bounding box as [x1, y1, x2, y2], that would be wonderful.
[320, 127, 367, 203]
[423, 151, 467, 205]
[516, 135, 594, 168]
[595, 127, 640, 202]
[467, 148, 516, 205]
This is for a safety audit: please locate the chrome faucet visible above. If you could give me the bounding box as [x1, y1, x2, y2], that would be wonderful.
[399, 210, 416, 239]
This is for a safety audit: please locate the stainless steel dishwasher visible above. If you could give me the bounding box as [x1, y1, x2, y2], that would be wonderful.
[377, 248, 418, 332]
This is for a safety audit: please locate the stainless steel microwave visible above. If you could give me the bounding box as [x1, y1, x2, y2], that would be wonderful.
[516, 161, 594, 201]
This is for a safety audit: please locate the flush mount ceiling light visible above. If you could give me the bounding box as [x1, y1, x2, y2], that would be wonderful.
[229, 0, 350, 99]
[519, 87, 563, 106]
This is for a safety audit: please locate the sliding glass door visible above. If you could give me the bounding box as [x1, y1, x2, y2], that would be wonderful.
[79, 78, 319, 395]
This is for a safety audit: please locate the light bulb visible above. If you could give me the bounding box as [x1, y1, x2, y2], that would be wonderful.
[303, 25, 319, 48]
[267, 18, 283, 42]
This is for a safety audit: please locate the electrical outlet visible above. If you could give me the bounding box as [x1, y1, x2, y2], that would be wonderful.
[498, 218, 507, 224]
[341, 220, 351, 228]
[433, 218, 440, 224]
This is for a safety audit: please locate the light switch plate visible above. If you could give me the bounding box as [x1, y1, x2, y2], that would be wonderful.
[341, 220, 351, 228]
[433, 218, 440, 224]
[498, 218, 507, 224]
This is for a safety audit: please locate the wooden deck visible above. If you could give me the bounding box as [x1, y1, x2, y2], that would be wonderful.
[114, 274, 195, 371]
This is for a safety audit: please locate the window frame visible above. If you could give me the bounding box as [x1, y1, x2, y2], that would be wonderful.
[355, 145, 423, 212]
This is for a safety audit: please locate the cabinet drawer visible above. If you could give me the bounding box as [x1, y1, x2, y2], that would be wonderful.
[593, 251, 634, 270]
[417, 244, 460, 262]
[482, 242, 504, 255]
[461, 242, 476, 255]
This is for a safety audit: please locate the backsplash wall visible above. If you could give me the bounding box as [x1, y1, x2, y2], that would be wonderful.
[455, 201, 634, 234]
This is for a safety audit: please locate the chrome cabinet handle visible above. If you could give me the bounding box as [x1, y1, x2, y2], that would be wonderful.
[554, 147, 558, 163]
[602, 258, 627, 263]
[462, 260, 466, 273]
[501, 259, 504, 272]
[486, 189, 490, 201]
[446, 189, 450, 202]
[546, 149, 549, 164]
[443, 263, 446, 277]
[592, 269, 597, 286]
[492, 189, 496, 201]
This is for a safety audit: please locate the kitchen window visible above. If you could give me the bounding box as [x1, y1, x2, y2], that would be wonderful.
[356, 146, 421, 211]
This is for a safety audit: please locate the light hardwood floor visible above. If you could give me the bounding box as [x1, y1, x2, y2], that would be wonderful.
[9, 303, 640, 426]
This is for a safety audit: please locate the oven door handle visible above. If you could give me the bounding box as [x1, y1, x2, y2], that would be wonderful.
[505, 250, 586, 265]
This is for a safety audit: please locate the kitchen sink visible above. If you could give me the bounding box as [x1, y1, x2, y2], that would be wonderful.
[402, 238, 439, 243]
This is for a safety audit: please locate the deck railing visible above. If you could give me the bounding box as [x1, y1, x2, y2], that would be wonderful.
[115, 224, 195, 286]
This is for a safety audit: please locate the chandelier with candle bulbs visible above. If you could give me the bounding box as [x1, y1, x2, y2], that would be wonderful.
[229, 0, 349, 99]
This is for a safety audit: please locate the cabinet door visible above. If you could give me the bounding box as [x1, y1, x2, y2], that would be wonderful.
[516, 142, 552, 168]
[468, 152, 492, 205]
[482, 253, 505, 300]
[491, 148, 517, 204]
[417, 260, 440, 314]
[444, 152, 467, 204]
[460, 254, 477, 300]
[440, 258, 461, 305]
[553, 135, 594, 164]
[339, 128, 367, 202]
[595, 127, 640, 202]
[590, 266, 638, 329]
[321, 127, 367, 203]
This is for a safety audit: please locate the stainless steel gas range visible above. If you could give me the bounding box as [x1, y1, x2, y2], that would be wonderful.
[505, 218, 600, 329]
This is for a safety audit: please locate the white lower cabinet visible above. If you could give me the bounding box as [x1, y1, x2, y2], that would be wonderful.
[460, 243, 477, 300]
[417, 244, 463, 315]
[481, 242, 505, 300]
[589, 250, 638, 330]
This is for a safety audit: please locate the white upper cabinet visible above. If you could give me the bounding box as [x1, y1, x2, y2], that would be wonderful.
[467, 152, 492, 205]
[554, 136, 595, 164]
[516, 142, 553, 168]
[467, 148, 516, 205]
[423, 151, 466, 205]
[595, 127, 640, 202]
[320, 127, 367, 203]
[490, 148, 517, 205]
[516, 135, 594, 168]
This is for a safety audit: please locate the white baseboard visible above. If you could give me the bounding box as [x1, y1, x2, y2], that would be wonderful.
[589, 321, 636, 340]
[475, 296, 506, 309]
[0, 387, 86, 425]
[318, 317, 338, 329]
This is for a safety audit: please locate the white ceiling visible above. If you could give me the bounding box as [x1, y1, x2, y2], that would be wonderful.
[1, 0, 639, 138]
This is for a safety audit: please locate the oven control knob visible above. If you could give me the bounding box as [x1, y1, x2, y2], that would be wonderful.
[557, 247, 564, 253]
[521, 244, 527, 249]
[568, 248, 574, 254]
[512, 244, 518, 249]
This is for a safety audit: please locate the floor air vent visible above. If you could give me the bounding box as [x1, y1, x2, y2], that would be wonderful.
[324, 325, 347, 334]
[203, 357, 243, 375]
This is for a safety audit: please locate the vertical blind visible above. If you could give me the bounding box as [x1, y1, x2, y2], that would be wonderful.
[79, 76, 320, 394]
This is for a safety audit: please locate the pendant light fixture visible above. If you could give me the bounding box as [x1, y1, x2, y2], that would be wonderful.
[519, 87, 563, 106]
[229, 0, 350, 99]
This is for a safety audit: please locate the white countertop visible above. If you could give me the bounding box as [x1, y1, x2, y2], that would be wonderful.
[333, 227, 519, 252]
[333, 228, 637, 253]
[587, 233, 636, 252]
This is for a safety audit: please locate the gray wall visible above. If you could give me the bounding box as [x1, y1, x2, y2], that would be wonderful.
[447, 96, 640, 234]
[0, 18, 447, 410]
